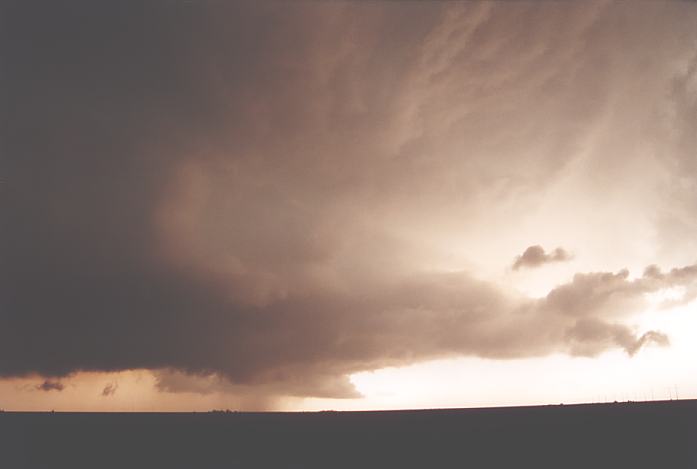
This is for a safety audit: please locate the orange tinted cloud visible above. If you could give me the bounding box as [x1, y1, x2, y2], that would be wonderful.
[2, 1, 697, 403]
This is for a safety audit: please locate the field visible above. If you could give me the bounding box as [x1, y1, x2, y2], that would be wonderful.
[1, 400, 695, 468]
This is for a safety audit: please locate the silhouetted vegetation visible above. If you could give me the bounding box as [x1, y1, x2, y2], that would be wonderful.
[1, 400, 695, 468]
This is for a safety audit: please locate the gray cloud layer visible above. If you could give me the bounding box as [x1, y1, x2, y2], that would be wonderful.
[2, 1, 697, 399]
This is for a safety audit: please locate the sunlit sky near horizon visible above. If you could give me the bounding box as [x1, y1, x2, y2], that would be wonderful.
[2, 0, 697, 411]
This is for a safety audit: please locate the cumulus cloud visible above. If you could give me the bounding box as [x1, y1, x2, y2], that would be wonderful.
[101, 382, 118, 397]
[1, 1, 697, 401]
[512, 245, 573, 270]
[36, 380, 64, 392]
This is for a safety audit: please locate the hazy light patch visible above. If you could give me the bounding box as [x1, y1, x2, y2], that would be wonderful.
[0, 370, 279, 412]
[508, 267, 574, 299]
[635, 298, 697, 355]
[0, 370, 151, 412]
[339, 343, 695, 410]
[645, 286, 686, 306]
[296, 301, 697, 412]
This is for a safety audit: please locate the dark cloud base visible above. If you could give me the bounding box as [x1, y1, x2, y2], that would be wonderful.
[2, 2, 696, 399]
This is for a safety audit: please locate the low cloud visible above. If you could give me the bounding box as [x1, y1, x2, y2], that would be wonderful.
[36, 380, 64, 392]
[513, 245, 573, 270]
[145, 261, 693, 398]
[101, 382, 118, 397]
[564, 318, 669, 357]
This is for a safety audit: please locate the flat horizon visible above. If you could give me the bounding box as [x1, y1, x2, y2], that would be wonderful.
[3, 397, 694, 415]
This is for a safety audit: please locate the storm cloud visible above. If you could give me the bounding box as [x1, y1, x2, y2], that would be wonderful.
[2, 1, 697, 399]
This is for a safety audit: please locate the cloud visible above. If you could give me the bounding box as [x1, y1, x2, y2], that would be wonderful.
[139, 262, 695, 397]
[564, 318, 669, 358]
[36, 380, 64, 392]
[101, 382, 118, 397]
[653, 46, 697, 264]
[1, 1, 697, 400]
[512, 245, 573, 270]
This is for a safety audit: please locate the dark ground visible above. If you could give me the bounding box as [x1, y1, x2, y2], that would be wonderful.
[1, 399, 695, 468]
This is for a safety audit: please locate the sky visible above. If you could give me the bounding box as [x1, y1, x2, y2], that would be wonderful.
[1, 0, 697, 412]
